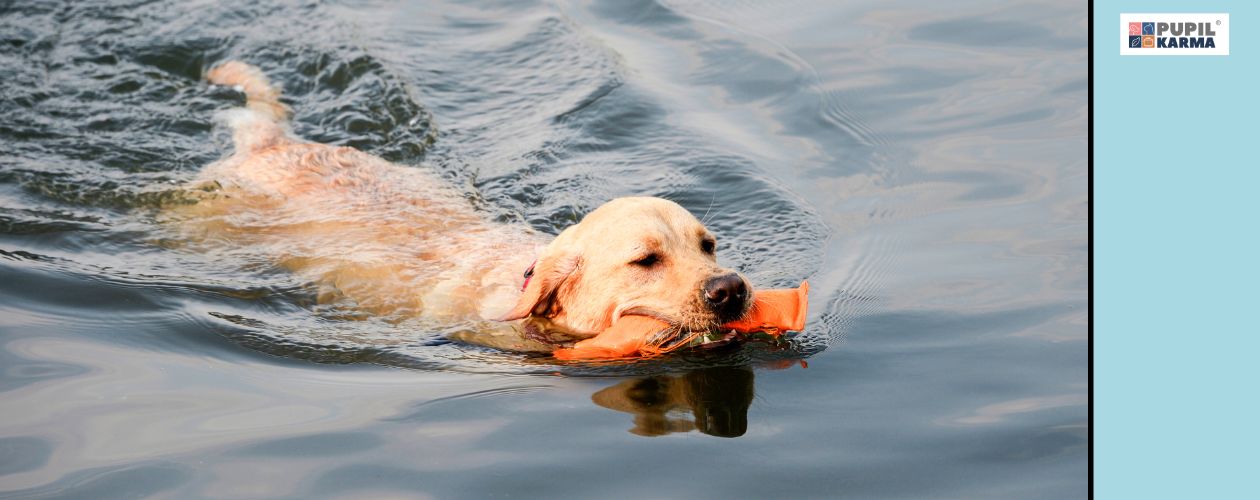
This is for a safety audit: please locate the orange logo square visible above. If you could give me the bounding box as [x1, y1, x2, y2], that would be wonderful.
[1142, 35, 1155, 48]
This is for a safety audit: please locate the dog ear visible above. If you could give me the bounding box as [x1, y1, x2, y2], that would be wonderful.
[498, 254, 581, 321]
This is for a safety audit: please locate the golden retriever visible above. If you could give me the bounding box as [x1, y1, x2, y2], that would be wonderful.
[176, 61, 752, 352]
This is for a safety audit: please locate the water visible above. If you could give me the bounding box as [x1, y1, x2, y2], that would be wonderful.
[1, 0, 1087, 498]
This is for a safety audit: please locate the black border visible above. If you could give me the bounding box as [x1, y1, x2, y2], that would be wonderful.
[1087, 0, 1095, 497]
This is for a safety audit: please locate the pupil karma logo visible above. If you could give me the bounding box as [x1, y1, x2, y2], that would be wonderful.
[1121, 14, 1229, 55]
[1128, 21, 1213, 48]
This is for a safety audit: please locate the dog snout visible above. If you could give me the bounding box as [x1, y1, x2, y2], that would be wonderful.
[704, 273, 748, 319]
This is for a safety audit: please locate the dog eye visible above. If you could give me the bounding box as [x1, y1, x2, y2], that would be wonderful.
[701, 239, 716, 255]
[631, 253, 660, 267]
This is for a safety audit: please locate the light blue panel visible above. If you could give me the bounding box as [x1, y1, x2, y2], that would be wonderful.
[1096, 1, 1259, 498]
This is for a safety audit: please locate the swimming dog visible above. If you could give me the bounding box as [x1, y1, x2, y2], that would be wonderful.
[178, 61, 752, 351]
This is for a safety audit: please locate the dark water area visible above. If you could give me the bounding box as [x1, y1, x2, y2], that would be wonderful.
[1, 0, 1087, 498]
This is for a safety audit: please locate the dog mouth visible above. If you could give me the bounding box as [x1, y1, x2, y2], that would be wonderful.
[620, 305, 745, 330]
[619, 306, 737, 349]
[619, 306, 680, 327]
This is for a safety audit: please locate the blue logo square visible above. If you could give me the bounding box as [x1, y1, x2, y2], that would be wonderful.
[1142, 22, 1155, 35]
[1129, 35, 1142, 48]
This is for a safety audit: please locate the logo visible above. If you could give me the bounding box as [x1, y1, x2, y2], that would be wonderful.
[1121, 14, 1229, 55]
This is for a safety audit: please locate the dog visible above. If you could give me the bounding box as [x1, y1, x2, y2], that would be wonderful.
[177, 61, 753, 352]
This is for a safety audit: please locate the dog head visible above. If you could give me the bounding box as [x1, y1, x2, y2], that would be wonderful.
[500, 197, 752, 337]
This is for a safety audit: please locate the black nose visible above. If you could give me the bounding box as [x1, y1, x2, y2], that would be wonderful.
[704, 273, 748, 318]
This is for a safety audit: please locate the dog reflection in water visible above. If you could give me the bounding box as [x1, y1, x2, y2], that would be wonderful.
[592, 366, 754, 438]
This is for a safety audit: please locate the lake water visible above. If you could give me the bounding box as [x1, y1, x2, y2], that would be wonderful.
[0, 0, 1088, 498]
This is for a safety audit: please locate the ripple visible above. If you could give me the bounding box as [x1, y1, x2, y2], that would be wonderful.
[0, 462, 192, 499]
[0, 436, 54, 477]
[908, 18, 1083, 50]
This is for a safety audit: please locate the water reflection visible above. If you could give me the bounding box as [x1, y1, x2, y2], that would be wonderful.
[591, 366, 755, 438]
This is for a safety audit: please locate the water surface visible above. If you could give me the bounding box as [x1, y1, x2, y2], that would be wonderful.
[1, 0, 1087, 497]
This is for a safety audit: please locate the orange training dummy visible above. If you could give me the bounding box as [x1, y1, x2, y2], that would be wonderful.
[553, 281, 809, 360]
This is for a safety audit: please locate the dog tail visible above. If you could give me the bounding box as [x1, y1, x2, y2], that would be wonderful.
[205, 61, 296, 153]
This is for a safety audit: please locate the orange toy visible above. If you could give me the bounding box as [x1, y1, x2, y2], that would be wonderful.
[553, 281, 809, 360]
